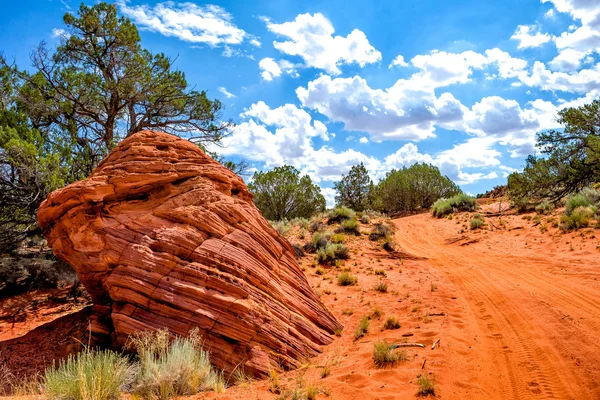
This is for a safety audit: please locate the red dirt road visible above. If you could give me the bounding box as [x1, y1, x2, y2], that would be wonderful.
[393, 213, 600, 399]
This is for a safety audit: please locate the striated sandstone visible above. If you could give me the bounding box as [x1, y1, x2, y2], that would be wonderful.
[37, 130, 341, 376]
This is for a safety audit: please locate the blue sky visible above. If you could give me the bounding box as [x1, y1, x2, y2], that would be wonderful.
[2, 0, 600, 206]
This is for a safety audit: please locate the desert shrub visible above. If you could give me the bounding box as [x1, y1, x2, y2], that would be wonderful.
[308, 219, 325, 233]
[560, 206, 596, 231]
[304, 232, 331, 253]
[360, 214, 371, 224]
[354, 316, 370, 340]
[337, 271, 358, 286]
[331, 234, 345, 244]
[383, 235, 395, 251]
[44, 348, 130, 400]
[327, 206, 355, 224]
[291, 244, 305, 259]
[470, 214, 484, 230]
[269, 220, 291, 236]
[316, 243, 349, 265]
[372, 341, 407, 367]
[565, 187, 600, 215]
[291, 218, 310, 230]
[431, 193, 477, 218]
[341, 218, 360, 235]
[0, 255, 77, 298]
[382, 316, 401, 330]
[374, 269, 386, 277]
[416, 374, 435, 397]
[369, 223, 393, 241]
[374, 280, 388, 293]
[535, 200, 555, 215]
[128, 329, 225, 399]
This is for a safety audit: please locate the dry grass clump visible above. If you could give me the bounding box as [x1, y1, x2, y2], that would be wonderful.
[44, 347, 131, 400]
[337, 271, 358, 286]
[470, 214, 484, 230]
[372, 341, 407, 367]
[374, 280, 388, 293]
[127, 329, 225, 399]
[382, 316, 401, 330]
[369, 223, 393, 241]
[416, 374, 436, 397]
[354, 316, 370, 340]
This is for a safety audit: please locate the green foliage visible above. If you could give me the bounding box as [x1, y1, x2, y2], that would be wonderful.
[354, 316, 370, 340]
[128, 329, 225, 399]
[331, 234, 345, 244]
[431, 193, 477, 218]
[44, 347, 130, 400]
[369, 223, 393, 241]
[508, 100, 600, 204]
[560, 206, 596, 231]
[373, 341, 407, 367]
[249, 165, 325, 221]
[341, 218, 360, 235]
[0, 2, 233, 251]
[470, 214, 484, 230]
[270, 220, 291, 236]
[316, 243, 349, 265]
[327, 206, 355, 224]
[334, 163, 374, 211]
[377, 163, 461, 214]
[337, 271, 358, 286]
[535, 200, 555, 215]
[564, 187, 600, 215]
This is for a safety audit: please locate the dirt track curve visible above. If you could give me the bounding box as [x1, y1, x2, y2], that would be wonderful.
[393, 214, 600, 400]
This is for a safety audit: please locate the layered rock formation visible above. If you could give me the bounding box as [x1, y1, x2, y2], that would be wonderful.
[37, 130, 341, 376]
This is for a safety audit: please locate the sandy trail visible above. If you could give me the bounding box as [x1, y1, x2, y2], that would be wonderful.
[394, 214, 600, 399]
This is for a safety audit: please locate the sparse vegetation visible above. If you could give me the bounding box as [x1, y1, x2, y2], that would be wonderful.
[44, 347, 130, 400]
[128, 329, 225, 399]
[327, 206, 355, 224]
[341, 218, 360, 235]
[470, 214, 485, 230]
[354, 316, 370, 340]
[369, 223, 393, 241]
[372, 340, 407, 367]
[337, 271, 358, 286]
[374, 280, 388, 293]
[382, 316, 401, 330]
[317, 243, 350, 265]
[432, 193, 477, 218]
[416, 374, 436, 397]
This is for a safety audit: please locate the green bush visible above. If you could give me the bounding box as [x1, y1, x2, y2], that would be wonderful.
[337, 271, 358, 286]
[565, 187, 600, 215]
[354, 316, 370, 340]
[331, 234, 345, 244]
[341, 218, 360, 235]
[327, 206, 355, 224]
[560, 206, 596, 231]
[470, 214, 484, 230]
[431, 193, 477, 218]
[535, 200, 555, 215]
[44, 348, 130, 400]
[269, 220, 290, 236]
[128, 329, 225, 399]
[372, 341, 407, 367]
[369, 223, 393, 241]
[316, 243, 349, 265]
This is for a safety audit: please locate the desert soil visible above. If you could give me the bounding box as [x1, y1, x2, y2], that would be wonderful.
[2, 208, 600, 399]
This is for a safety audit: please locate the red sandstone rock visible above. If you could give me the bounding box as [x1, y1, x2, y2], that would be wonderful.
[37, 130, 342, 376]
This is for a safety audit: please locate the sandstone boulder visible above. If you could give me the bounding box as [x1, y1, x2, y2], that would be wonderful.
[37, 130, 341, 376]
